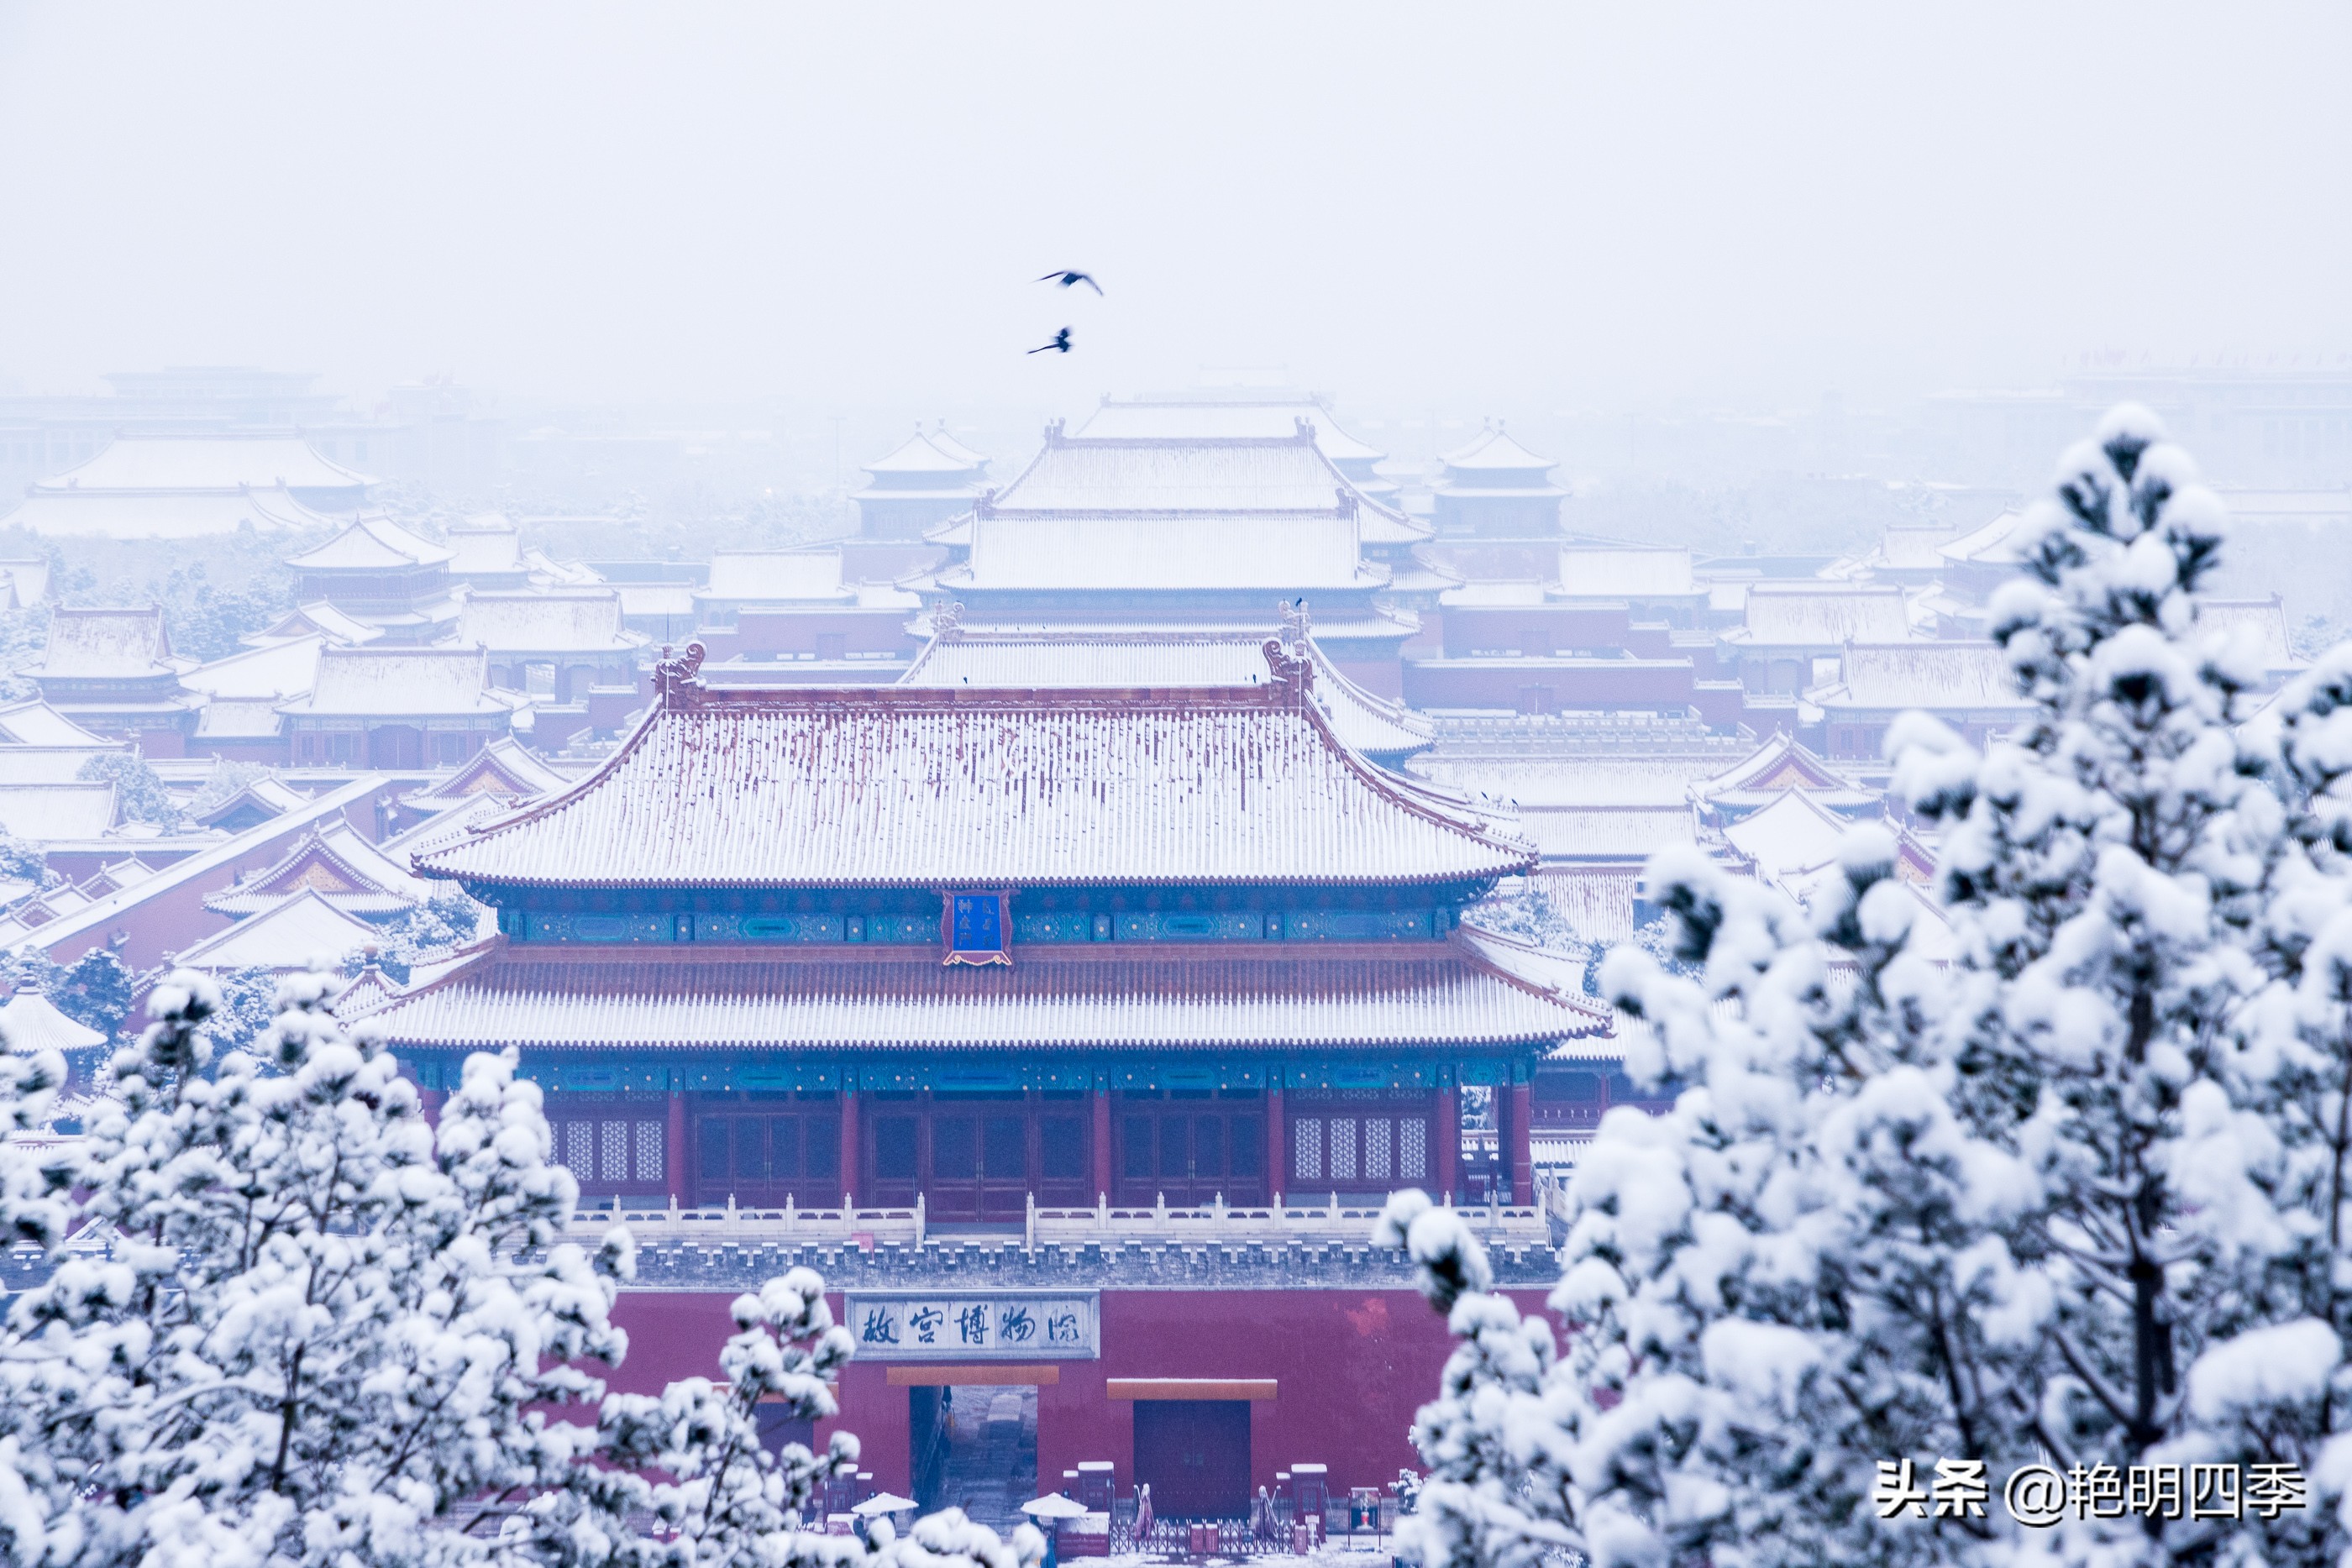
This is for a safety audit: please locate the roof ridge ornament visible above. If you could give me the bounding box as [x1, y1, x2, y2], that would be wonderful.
[933, 600, 965, 639]
[654, 641, 706, 702]
[1261, 633, 1312, 699]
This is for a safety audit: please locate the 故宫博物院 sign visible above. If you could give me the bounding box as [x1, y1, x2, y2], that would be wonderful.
[843, 1292, 1099, 1360]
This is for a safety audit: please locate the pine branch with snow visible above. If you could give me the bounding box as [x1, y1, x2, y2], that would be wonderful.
[0, 965, 1056, 1568]
[0, 967, 643, 1567]
[1385, 406, 2352, 1568]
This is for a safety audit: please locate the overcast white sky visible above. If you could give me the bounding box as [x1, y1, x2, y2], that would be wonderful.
[0, 3, 2344, 413]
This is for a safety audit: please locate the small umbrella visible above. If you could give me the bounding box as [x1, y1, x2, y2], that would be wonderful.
[853, 1492, 919, 1517]
[1021, 1494, 1090, 1519]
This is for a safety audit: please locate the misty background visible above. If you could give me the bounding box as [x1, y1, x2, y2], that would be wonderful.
[1, 2, 2347, 601]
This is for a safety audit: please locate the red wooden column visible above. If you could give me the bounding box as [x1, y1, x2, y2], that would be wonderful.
[1091, 1083, 1112, 1201]
[1508, 1081, 1534, 1205]
[1435, 1083, 1459, 1204]
[1265, 1085, 1285, 1201]
[839, 1087, 859, 1206]
[666, 1088, 688, 1205]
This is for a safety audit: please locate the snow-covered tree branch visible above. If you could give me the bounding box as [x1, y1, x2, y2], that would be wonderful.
[1383, 406, 2352, 1568]
[0, 968, 1047, 1568]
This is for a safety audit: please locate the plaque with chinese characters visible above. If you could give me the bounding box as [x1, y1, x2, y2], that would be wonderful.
[843, 1292, 1099, 1360]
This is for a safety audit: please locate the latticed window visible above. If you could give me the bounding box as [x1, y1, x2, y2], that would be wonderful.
[1329, 1119, 1358, 1180]
[1288, 1104, 1433, 1193]
[548, 1105, 669, 1194]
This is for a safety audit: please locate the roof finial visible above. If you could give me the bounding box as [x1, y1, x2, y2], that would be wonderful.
[933, 600, 965, 639]
[654, 641, 706, 702]
[1262, 624, 1312, 700]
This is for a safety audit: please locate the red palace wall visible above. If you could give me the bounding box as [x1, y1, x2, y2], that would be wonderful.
[609, 1285, 1552, 1502]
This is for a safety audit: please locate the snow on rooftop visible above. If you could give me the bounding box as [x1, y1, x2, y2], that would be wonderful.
[701, 550, 851, 603]
[194, 700, 291, 740]
[180, 635, 327, 702]
[1518, 804, 1698, 863]
[1440, 423, 1556, 474]
[1697, 732, 1866, 799]
[0, 700, 119, 748]
[1413, 753, 1730, 808]
[249, 601, 384, 647]
[1074, 399, 1385, 464]
[456, 590, 643, 653]
[1827, 642, 2030, 711]
[368, 940, 1602, 1052]
[29, 607, 176, 679]
[1721, 789, 1856, 877]
[990, 433, 1367, 515]
[1555, 543, 1699, 599]
[1733, 585, 1914, 646]
[1437, 580, 1549, 607]
[285, 515, 454, 572]
[279, 647, 517, 718]
[1937, 508, 2027, 566]
[398, 735, 570, 811]
[0, 989, 107, 1051]
[898, 629, 1434, 759]
[0, 783, 117, 841]
[613, 583, 699, 618]
[864, 425, 991, 476]
[168, 888, 381, 972]
[445, 516, 525, 575]
[1875, 524, 1965, 571]
[206, 821, 433, 916]
[957, 514, 1375, 592]
[1530, 867, 1642, 944]
[419, 683, 1531, 890]
[32, 433, 372, 494]
[0, 747, 126, 784]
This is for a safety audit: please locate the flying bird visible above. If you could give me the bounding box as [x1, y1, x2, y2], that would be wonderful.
[1028, 328, 1074, 355]
[1037, 270, 1103, 295]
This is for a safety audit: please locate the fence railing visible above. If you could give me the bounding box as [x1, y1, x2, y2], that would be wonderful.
[557, 1190, 1551, 1248]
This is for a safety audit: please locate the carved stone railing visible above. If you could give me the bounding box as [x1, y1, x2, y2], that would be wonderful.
[557, 1189, 1551, 1249]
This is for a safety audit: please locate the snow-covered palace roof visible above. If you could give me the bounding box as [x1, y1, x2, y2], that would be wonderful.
[898, 625, 1435, 763]
[1724, 583, 1915, 648]
[964, 421, 1425, 547]
[417, 648, 1528, 891]
[361, 933, 1608, 1053]
[454, 589, 645, 655]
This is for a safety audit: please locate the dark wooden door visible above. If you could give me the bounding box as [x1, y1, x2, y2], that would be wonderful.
[1132, 1400, 1250, 1519]
[1117, 1096, 1264, 1205]
[926, 1105, 1031, 1222]
[693, 1104, 840, 1207]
